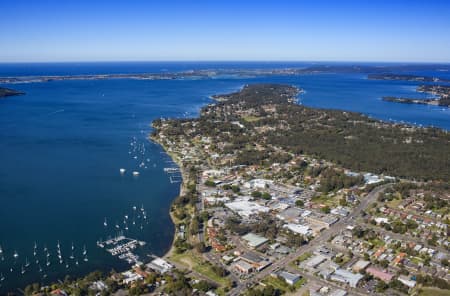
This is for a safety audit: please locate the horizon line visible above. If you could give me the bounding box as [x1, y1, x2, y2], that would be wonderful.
[1, 59, 450, 65]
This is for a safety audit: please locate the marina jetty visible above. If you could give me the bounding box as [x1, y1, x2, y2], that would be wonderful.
[97, 236, 146, 265]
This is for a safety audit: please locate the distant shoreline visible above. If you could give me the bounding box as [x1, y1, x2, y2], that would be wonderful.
[368, 73, 450, 83]
[0, 69, 291, 84]
[3, 64, 450, 84]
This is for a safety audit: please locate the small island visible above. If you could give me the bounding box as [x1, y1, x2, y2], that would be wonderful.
[382, 96, 441, 106]
[381, 85, 450, 107]
[0, 87, 25, 98]
[368, 73, 450, 107]
[368, 73, 450, 83]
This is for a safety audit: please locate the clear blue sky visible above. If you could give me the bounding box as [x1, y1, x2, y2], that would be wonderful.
[1, 0, 450, 62]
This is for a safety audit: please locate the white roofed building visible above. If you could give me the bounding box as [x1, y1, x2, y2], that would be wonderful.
[225, 198, 270, 218]
[244, 179, 273, 190]
[283, 223, 312, 236]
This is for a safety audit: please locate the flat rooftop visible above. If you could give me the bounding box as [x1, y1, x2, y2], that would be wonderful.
[242, 233, 268, 248]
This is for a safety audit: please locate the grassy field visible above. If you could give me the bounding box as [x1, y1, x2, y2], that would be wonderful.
[387, 198, 402, 208]
[311, 194, 339, 207]
[296, 252, 312, 263]
[170, 251, 230, 286]
[410, 256, 425, 265]
[418, 287, 450, 296]
[243, 115, 261, 122]
[193, 263, 230, 287]
[263, 275, 307, 293]
[289, 251, 312, 271]
[368, 238, 385, 248]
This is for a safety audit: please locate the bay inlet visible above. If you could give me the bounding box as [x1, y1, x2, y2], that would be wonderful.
[0, 62, 449, 291]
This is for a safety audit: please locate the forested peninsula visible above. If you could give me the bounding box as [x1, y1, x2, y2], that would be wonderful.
[156, 84, 450, 182]
[0, 87, 24, 98]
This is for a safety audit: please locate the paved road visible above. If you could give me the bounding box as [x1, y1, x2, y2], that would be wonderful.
[229, 183, 392, 296]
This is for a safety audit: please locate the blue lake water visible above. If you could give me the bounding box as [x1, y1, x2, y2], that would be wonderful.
[0, 62, 449, 291]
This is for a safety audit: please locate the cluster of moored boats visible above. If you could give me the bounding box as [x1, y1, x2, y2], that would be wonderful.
[0, 134, 169, 288]
[0, 204, 151, 285]
[119, 134, 181, 185]
[103, 204, 149, 232]
[119, 135, 157, 177]
[0, 241, 89, 283]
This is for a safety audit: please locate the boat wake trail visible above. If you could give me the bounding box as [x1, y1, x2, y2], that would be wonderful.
[47, 109, 65, 116]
